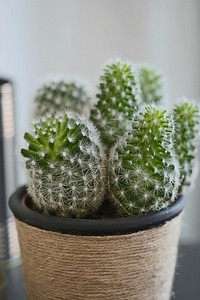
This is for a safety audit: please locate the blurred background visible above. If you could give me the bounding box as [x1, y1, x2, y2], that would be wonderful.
[0, 0, 200, 298]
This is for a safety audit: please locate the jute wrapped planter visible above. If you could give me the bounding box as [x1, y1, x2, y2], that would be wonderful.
[9, 186, 185, 300]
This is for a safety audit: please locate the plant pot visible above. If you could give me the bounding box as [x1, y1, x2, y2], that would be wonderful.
[9, 186, 185, 300]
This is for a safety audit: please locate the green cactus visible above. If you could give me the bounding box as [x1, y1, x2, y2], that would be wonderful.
[138, 66, 164, 104]
[21, 112, 105, 218]
[173, 100, 200, 187]
[34, 79, 91, 117]
[90, 60, 141, 147]
[21, 60, 200, 219]
[109, 106, 180, 216]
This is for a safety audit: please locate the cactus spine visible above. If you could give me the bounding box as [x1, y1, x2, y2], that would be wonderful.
[138, 66, 164, 104]
[34, 80, 91, 117]
[173, 100, 200, 186]
[21, 112, 105, 218]
[90, 61, 141, 147]
[109, 106, 180, 215]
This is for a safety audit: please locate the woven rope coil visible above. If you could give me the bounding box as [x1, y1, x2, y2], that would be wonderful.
[16, 214, 182, 300]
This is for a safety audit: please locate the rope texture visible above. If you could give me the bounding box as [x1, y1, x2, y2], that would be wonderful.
[16, 214, 182, 300]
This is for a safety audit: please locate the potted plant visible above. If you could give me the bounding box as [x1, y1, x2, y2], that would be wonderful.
[9, 60, 199, 300]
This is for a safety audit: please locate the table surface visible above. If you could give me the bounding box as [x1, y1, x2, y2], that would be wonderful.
[1, 243, 200, 300]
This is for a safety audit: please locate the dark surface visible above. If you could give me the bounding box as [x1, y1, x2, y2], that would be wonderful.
[1, 264, 26, 300]
[9, 186, 185, 235]
[172, 243, 200, 300]
[1, 243, 200, 300]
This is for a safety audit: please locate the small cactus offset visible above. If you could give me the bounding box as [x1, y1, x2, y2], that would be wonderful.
[34, 80, 91, 117]
[109, 106, 180, 216]
[173, 100, 200, 186]
[90, 60, 141, 147]
[21, 112, 105, 218]
[138, 66, 164, 104]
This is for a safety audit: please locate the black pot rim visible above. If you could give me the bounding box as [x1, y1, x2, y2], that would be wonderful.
[9, 185, 185, 236]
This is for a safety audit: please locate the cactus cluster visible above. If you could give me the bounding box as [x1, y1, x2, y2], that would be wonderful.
[34, 80, 91, 117]
[21, 60, 200, 218]
[22, 112, 105, 218]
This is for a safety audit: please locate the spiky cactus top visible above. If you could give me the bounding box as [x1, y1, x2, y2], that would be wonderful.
[138, 66, 164, 104]
[173, 100, 200, 186]
[109, 106, 180, 215]
[34, 80, 91, 117]
[90, 61, 141, 147]
[21, 112, 105, 218]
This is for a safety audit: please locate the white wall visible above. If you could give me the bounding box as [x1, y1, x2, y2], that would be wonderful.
[0, 0, 200, 242]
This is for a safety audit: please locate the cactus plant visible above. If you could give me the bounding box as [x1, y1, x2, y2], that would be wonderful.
[21, 112, 105, 218]
[21, 60, 200, 219]
[109, 106, 180, 215]
[138, 66, 164, 104]
[34, 79, 91, 117]
[90, 60, 141, 147]
[173, 100, 200, 187]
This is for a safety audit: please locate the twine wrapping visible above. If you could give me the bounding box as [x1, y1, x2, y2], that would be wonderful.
[16, 214, 182, 300]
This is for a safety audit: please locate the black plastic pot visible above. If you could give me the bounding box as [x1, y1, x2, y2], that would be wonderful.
[9, 185, 185, 235]
[9, 186, 185, 300]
